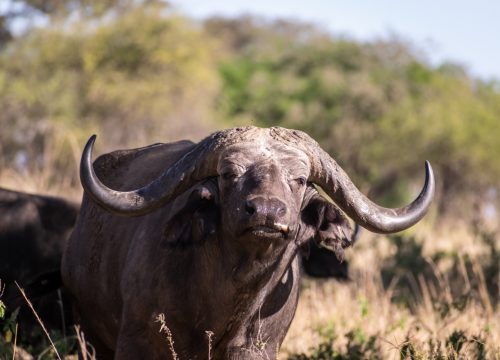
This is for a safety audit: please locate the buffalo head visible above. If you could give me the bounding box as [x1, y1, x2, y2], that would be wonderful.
[81, 126, 433, 237]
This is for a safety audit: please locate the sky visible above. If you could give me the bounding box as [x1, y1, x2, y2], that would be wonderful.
[175, 0, 500, 81]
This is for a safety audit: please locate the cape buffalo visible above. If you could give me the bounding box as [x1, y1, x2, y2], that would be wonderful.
[62, 126, 434, 359]
[0, 187, 78, 335]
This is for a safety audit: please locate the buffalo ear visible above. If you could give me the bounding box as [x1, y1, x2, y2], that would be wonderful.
[161, 179, 219, 247]
[300, 187, 354, 261]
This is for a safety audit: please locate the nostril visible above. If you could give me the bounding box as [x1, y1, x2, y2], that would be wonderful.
[245, 200, 256, 216]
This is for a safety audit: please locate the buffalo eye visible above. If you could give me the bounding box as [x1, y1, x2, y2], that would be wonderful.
[220, 164, 245, 181]
[294, 177, 307, 186]
[222, 171, 237, 181]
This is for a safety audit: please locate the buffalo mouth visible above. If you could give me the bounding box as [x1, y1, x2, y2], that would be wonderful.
[244, 223, 289, 239]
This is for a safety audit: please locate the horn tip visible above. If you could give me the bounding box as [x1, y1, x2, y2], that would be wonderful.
[81, 135, 98, 177]
[424, 160, 434, 178]
[423, 160, 435, 201]
[83, 134, 97, 149]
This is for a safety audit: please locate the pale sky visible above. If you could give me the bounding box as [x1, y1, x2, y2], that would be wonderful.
[175, 0, 500, 81]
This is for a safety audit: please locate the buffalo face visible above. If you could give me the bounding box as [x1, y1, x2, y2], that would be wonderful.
[217, 142, 310, 251]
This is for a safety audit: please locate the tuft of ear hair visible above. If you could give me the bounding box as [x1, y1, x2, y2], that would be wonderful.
[301, 186, 355, 261]
[312, 197, 353, 261]
[161, 179, 219, 248]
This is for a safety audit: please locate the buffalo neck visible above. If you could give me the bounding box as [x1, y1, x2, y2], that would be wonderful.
[149, 228, 300, 358]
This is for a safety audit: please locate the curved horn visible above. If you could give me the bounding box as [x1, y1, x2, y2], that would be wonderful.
[271, 128, 435, 234]
[315, 160, 434, 233]
[80, 128, 257, 216]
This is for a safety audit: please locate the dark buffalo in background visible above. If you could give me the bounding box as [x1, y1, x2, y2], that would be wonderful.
[0, 187, 78, 339]
[302, 224, 360, 280]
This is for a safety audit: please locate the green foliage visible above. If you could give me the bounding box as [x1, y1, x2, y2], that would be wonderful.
[35, 332, 78, 359]
[0, 332, 77, 360]
[400, 336, 417, 360]
[0, 305, 78, 358]
[447, 330, 467, 355]
[212, 17, 500, 215]
[1, 307, 18, 346]
[314, 322, 336, 341]
[358, 296, 369, 318]
[0, 1, 220, 187]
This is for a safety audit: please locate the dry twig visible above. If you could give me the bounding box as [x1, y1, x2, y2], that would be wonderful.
[14, 281, 62, 360]
[156, 313, 179, 360]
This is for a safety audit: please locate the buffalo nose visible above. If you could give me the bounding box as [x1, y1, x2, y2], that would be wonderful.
[244, 198, 287, 220]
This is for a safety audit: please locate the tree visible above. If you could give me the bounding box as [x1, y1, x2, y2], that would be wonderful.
[209, 16, 500, 217]
[0, 1, 220, 189]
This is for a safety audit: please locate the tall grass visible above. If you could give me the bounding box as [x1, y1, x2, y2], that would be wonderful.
[281, 227, 499, 359]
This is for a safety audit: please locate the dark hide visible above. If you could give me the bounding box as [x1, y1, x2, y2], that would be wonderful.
[62, 136, 359, 360]
[0, 188, 78, 338]
[302, 243, 351, 279]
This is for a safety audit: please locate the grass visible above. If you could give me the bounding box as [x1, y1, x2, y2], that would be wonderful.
[279, 227, 499, 360]
[14, 282, 62, 360]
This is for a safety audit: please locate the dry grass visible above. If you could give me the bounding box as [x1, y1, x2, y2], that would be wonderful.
[280, 227, 500, 359]
[156, 313, 179, 360]
[14, 282, 62, 360]
[74, 325, 97, 360]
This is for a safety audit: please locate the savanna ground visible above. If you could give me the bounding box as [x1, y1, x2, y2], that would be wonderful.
[1, 1, 500, 359]
[281, 224, 499, 359]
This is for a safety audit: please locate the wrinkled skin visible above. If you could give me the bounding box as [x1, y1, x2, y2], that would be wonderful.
[0, 188, 77, 336]
[62, 138, 354, 359]
[217, 142, 310, 256]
